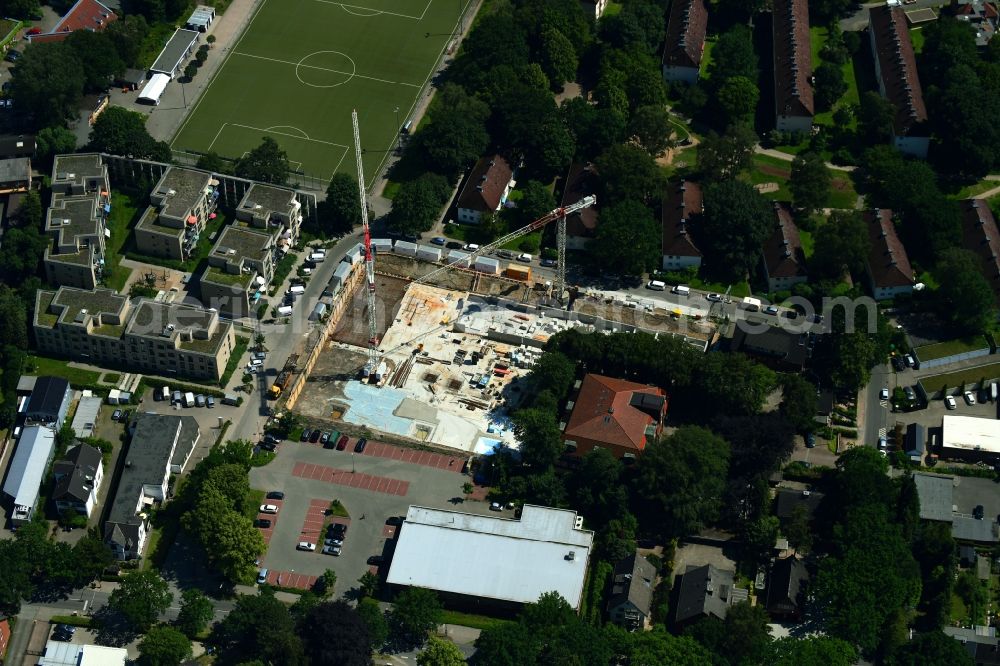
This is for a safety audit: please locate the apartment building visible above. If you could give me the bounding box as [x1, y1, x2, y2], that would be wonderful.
[864, 207, 915, 300]
[868, 4, 929, 158]
[44, 155, 112, 289]
[773, 0, 814, 133]
[456, 155, 514, 224]
[134, 167, 219, 260]
[960, 198, 1000, 300]
[762, 203, 808, 292]
[561, 163, 600, 250]
[199, 225, 275, 317]
[235, 182, 303, 250]
[661, 180, 703, 271]
[661, 0, 708, 84]
[34, 286, 236, 381]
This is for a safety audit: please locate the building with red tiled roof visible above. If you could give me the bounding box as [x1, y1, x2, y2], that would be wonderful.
[959, 198, 1000, 298]
[868, 5, 929, 158]
[864, 208, 915, 300]
[0, 617, 9, 661]
[561, 163, 600, 250]
[662, 180, 703, 271]
[456, 155, 514, 225]
[762, 203, 808, 292]
[562, 374, 668, 460]
[662, 0, 709, 84]
[949, 0, 998, 45]
[26, 0, 117, 44]
[773, 0, 814, 132]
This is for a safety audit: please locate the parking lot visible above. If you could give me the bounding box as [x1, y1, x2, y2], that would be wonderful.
[895, 390, 1000, 430]
[249, 435, 472, 592]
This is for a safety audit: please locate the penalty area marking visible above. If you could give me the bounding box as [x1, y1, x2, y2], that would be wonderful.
[313, 0, 433, 20]
[232, 51, 420, 88]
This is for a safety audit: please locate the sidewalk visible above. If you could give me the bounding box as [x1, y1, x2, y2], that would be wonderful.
[754, 145, 855, 172]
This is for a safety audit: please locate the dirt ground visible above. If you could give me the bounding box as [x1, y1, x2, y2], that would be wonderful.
[375, 254, 532, 301]
[329, 275, 410, 347]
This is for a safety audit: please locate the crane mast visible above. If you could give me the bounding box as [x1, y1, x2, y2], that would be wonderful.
[352, 110, 380, 378]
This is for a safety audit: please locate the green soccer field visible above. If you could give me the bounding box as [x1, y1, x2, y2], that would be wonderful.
[172, 0, 470, 184]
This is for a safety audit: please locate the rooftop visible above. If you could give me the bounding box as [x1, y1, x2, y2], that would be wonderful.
[674, 564, 745, 624]
[209, 225, 272, 266]
[662, 0, 709, 70]
[46, 195, 103, 249]
[151, 29, 200, 75]
[238, 183, 297, 219]
[869, 4, 928, 134]
[773, 0, 814, 119]
[730, 327, 809, 368]
[151, 167, 212, 219]
[774, 488, 824, 519]
[27, 0, 117, 44]
[126, 300, 223, 353]
[37, 641, 127, 666]
[26, 376, 70, 419]
[135, 206, 184, 238]
[913, 472, 955, 522]
[960, 199, 1000, 292]
[763, 203, 808, 279]
[607, 552, 657, 616]
[52, 443, 103, 504]
[386, 504, 594, 608]
[662, 180, 703, 257]
[0, 157, 30, 185]
[865, 208, 915, 288]
[563, 374, 667, 454]
[0, 134, 35, 158]
[456, 155, 513, 213]
[37, 287, 126, 329]
[1, 426, 55, 511]
[943, 415, 1000, 454]
[561, 163, 600, 238]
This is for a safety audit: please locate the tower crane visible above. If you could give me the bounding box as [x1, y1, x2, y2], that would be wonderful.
[351, 109, 380, 378]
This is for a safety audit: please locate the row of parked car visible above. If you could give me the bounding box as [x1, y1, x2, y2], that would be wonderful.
[301, 427, 368, 452]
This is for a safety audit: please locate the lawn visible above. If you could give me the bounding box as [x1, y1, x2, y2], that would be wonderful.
[103, 192, 141, 292]
[747, 153, 858, 209]
[24, 355, 101, 387]
[172, 0, 473, 185]
[219, 336, 250, 388]
[808, 26, 861, 128]
[920, 362, 1000, 395]
[799, 229, 815, 258]
[910, 26, 926, 54]
[951, 178, 1000, 200]
[439, 609, 512, 632]
[915, 336, 989, 362]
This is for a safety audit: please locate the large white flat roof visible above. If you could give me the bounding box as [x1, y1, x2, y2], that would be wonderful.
[2, 426, 54, 509]
[943, 415, 1000, 454]
[386, 505, 594, 608]
[38, 642, 127, 666]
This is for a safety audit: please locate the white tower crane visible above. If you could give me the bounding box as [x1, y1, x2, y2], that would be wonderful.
[352, 109, 380, 378]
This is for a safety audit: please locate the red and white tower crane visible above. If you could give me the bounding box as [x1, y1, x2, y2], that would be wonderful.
[351, 109, 380, 378]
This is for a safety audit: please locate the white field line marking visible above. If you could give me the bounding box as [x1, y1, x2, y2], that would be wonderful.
[231, 123, 349, 148]
[314, 0, 431, 20]
[233, 51, 421, 88]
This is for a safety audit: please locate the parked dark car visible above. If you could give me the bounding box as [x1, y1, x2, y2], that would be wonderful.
[336, 434, 349, 450]
[266, 491, 284, 500]
[254, 519, 272, 528]
[309, 429, 321, 443]
[891, 356, 905, 371]
[367, 555, 385, 565]
[354, 438, 367, 453]
[259, 442, 276, 452]
[329, 522, 347, 537]
[320, 431, 331, 445]
[974, 505, 985, 520]
[112, 409, 122, 421]
[300, 429, 311, 442]
[263, 434, 281, 446]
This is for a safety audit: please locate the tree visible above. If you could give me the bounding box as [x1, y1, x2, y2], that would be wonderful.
[138, 625, 192, 666]
[858, 91, 896, 145]
[561, 97, 627, 160]
[766, 636, 857, 666]
[511, 407, 565, 470]
[785, 504, 814, 553]
[11, 42, 85, 128]
[780, 374, 819, 434]
[697, 124, 757, 181]
[569, 447, 627, 530]
[391, 587, 443, 646]
[359, 570, 380, 599]
[492, 83, 574, 179]
[234, 137, 289, 184]
[811, 0, 852, 22]
[936, 248, 997, 333]
[539, 27, 577, 88]
[106, 14, 150, 67]
[196, 151, 228, 173]
[417, 636, 466, 666]
[919, 18, 979, 89]
[628, 105, 674, 157]
[183, 61, 198, 81]
[211, 592, 304, 665]
[594, 143, 664, 205]
[67, 30, 124, 92]
[298, 600, 372, 666]
[35, 126, 77, 166]
[716, 76, 759, 125]
[587, 200, 659, 275]
[789, 151, 832, 213]
[512, 180, 556, 228]
[108, 570, 173, 632]
[928, 64, 1000, 177]
[814, 61, 848, 111]
[388, 173, 450, 236]
[418, 85, 491, 176]
[633, 426, 730, 537]
[0, 540, 33, 615]
[2, 0, 39, 19]
[175, 589, 213, 638]
[314, 569, 337, 597]
[184, 486, 265, 583]
[710, 25, 758, 82]
[72, 527, 114, 586]
[89, 107, 163, 159]
[810, 210, 870, 280]
[700, 180, 773, 280]
[357, 596, 389, 649]
[890, 630, 974, 666]
[313, 172, 362, 236]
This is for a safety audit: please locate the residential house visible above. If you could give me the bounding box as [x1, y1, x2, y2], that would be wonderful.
[52, 443, 104, 518]
[945, 625, 1000, 665]
[868, 5, 930, 157]
[0, 158, 31, 193]
[607, 552, 657, 631]
[864, 208, 914, 300]
[765, 556, 809, 622]
[762, 203, 808, 292]
[580, 0, 608, 19]
[105, 413, 199, 559]
[455, 155, 513, 224]
[949, 0, 998, 46]
[34, 286, 237, 382]
[960, 199, 1000, 300]
[913, 472, 1000, 545]
[24, 376, 72, 428]
[198, 225, 275, 317]
[561, 374, 668, 460]
[672, 564, 747, 629]
[43, 189, 111, 290]
[26, 0, 117, 44]
[905, 422, 927, 463]
[773, 0, 814, 132]
[561, 163, 600, 250]
[235, 182, 304, 251]
[134, 167, 218, 260]
[775, 488, 824, 521]
[730, 327, 810, 371]
[0, 134, 35, 159]
[662, 0, 709, 84]
[661, 180, 703, 271]
[1, 427, 56, 525]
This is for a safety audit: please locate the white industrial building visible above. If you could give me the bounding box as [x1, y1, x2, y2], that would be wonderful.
[941, 415, 1000, 461]
[1, 426, 56, 525]
[386, 505, 594, 612]
[70, 395, 103, 439]
[37, 641, 127, 666]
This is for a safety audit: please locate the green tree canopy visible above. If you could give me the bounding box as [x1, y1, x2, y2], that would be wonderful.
[391, 587, 443, 647]
[11, 42, 85, 128]
[779, 373, 819, 433]
[211, 592, 304, 665]
[418, 84, 491, 176]
[766, 636, 858, 666]
[716, 76, 760, 125]
[814, 61, 848, 111]
[710, 25, 758, 82]
[298, 600, 372, 666]
[67, 30, 124, 92]
[235, 137, 289, 184]
[697, 124, 757, 181]
[700, 180, 773, 280]
[106, 14, 150, 67]
[858, 91, 896, 146]
[539, 27, 577, 88]
[35, 126, 77, 166]
[89, 107, 168, 160]
[138, 625, 192, 666]
[314, 172, 362, 236]
[594, 143, 665, 205]
[627, 105, 674, 157]
[176, 589, 213, 638]
[357, 596, 389, 649]
[108, 570, 173, 633]
[935, 247, 997, 333]
[388, 173, 451, 236]
[561, 97, 627, 161]
[417, 636, 467, 666]
[587, 199, 660, 275]
[810, 210, 870, 280]
[789, 151, 832, 213]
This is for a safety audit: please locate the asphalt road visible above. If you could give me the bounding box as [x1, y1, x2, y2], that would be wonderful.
[863, 362, 892, 448]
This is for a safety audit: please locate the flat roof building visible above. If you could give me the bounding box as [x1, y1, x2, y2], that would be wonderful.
[0, 134, 35, 159]
[52, 154, 108, 196]
[36, 640, 127, 665]
[70, 395, 103, 438]
[34, 286, 236, 381]
[199, 225, 275, 317]
[913, 471, 1000, 544]
[43, 191, 110, 290]
[25, 376, 72, 428]
[942, 415, 1000, 461]
[387, 505, 594, 612]
[134, 167, 218, 260]
[0, 157, 31, 194]
[2, 426, 56, 525]
[151, 28, 200, 78]
[235, 183, 303, 251]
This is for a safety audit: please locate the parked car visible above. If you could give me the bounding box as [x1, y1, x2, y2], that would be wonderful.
[764, 305, 779, 315]
[329, 523, 347, 538]
[979, 387, 990, 403]
[5, 50, 21, 62]
[516, 253, 532, 263]
[320, 431, 331, 445]
[367, 555, 385, 565]
[805, 433, 816, 448]
[540, 257, 557, 267]
[945, 395, 958, 410]
[495, 249, 514, 259]
[266, 491, 284, 500]
[336, 434, 349, 450]
[322, 544, 342, 556]
[300, 429, 312, 442]
[430, 236, 446, 246]
[354, 437, 367, 452]
[706, 292, 724, 302]
[904, 354, 916, 368]
[121, 409, 131, 422]
[878, 436, 887, 449]
[490, 502, 503, 511]
[263, 434, 281, 446]
[974, 504, 986, 520]
[324, 537, 343, 547]
[259, 442, 276, 452]
[252, 351, 266, 361]
[254, 519, 272, 528]
[891, 356, 905, 371]
[904, 386, 916, 402]
[259, 504, 279, 514]
[880, 387, 890, 401]
[112, 409, 122, 421]
[463, 243, 480, 252]
[297, 541, 316, 552]
[206, 396, 215, 408]
[309, 429, 321, 443]
[257, 568, 269, 584]
[965, 391, 977, 405]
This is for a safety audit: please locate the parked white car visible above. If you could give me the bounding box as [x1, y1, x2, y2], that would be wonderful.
[297, 541, 316, 552]
[259, 504, 279, 514]
[945, 395, 957, 410]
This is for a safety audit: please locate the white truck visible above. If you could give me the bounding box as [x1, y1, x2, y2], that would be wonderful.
[183, 392, 195, 408]
[741, 296, 762, 312]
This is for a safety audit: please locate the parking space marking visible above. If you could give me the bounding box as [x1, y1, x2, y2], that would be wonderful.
[255, 499, 284, 544]
[266, 570, 318, 590]
[298, 499, 328, 545]
[359, 440, 465, 473]
[291, 463, 410, 496]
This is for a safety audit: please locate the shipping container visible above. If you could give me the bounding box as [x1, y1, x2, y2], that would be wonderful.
[310, 302, 328, 321]
[506, 265, 531, 281]
[416, 245, 442, 262]
[394, 240, 418, 257]
[474, 256, 501, 274]
[447, 250, 471, 266]
[372, 238, 393, 253]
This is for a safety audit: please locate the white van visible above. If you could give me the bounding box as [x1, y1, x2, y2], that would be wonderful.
[672, 284, 690, 296]
[992, 382, 998, 402]
[277, 305, 293, 317]
[309, 252, 325, 263]
[159, 386, 170, 401]
[647, 280, 666, 291]
[288, 285, 306, 296]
